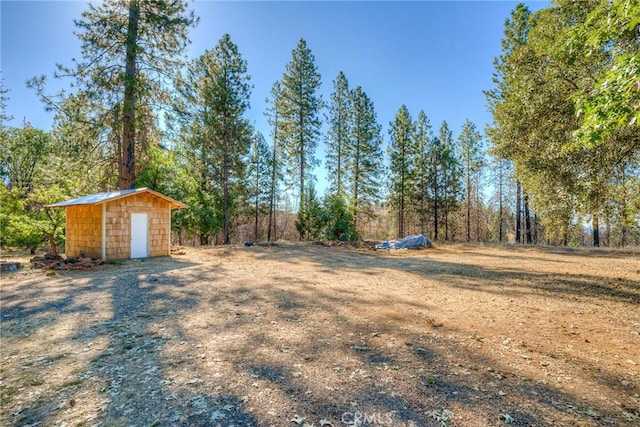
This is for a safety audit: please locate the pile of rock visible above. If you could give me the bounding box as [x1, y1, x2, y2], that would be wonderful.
[30, 252, 106, 270]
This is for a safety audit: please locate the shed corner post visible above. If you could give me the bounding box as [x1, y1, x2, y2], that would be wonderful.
[168, 206, 172, 256]
[102, 203, 107, 259]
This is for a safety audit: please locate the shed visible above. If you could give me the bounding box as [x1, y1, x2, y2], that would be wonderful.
[49, 188, 187, 260]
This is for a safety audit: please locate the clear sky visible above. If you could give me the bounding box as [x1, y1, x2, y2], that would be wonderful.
[1, 0, 548, 192]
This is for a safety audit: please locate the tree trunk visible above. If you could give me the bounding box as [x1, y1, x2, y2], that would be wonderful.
[524, 191, 532, 244]
[475, 182, 481, 242]
[516, 181, 522, 244]
[254, 168, 259, 241]
[268, 122, 278, 242]
[466, 168, 471, 242]
[223, 142, 231, 245]
[498, 167, 504, 242]
[433, 180, 439, 241]
[120, 0, 140, 190]
[592, 214, 600, 247]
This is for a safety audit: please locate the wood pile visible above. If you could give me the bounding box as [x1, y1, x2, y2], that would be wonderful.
[30, 252, 106, 270]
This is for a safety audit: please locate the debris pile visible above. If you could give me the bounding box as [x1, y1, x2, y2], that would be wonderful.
[0, 262, 21, 272]
[319, 240, 378, 250]
[30, 252, 106, 270]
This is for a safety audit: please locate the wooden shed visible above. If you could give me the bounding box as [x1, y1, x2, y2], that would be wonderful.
[49, 188, 187, 260]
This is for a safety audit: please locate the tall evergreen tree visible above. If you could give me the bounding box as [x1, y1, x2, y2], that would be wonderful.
[438, 121, 461, 240]
[175, 34, 252, 245]
[279, 38, 322, 240]
[411, 110, 434, 235]
[388, 105, 414, 238]
[29, 0, 197, 190]
[247, 131, 271, 241]
[458, 119, 484, 242]
[326, 71, 351, 197]
[264, 81, 286, 242]
[347, 86, 383, 235]
[0, 75, 11, 129]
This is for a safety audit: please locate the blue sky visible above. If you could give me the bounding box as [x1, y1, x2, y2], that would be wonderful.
[1, 0, 548, 192]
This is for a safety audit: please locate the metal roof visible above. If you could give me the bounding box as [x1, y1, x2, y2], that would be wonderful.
[48, 187, 187, 209]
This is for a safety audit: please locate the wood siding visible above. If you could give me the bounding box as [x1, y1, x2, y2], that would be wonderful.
[65, 205, 103, 259]
[105, 192, 171, 259]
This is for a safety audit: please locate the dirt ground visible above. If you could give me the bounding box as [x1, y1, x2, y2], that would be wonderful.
[1, 243, 639, 427]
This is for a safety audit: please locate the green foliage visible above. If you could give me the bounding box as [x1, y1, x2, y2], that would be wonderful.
[323, 193, 357, 241]
[0, 125, 49, 196]
[0, 187, 43, 251]
[0, 126, 68, 253]
[571, 0, 640, 147]
[486, 0, 639, 246]
[295, 184, 326, 241]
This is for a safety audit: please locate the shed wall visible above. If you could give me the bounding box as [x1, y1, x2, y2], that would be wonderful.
[66, 205, 102, 259]
[105, 192, 170, 259]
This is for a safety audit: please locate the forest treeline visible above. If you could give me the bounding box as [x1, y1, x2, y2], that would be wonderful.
[1, 0, 638, 251]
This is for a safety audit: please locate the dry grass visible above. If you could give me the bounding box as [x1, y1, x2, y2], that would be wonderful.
[1, 243, 639, 426]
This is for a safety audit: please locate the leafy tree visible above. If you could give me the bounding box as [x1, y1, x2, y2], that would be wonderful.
[175, 34, 252, 245]
[0, 187, 43, 252]
[486, 1, 640, 247]
[0, 126, 68, 253]
[347, 86, 383, 235]
[570, 0, 640, 150]
[388, 105, 414, 238]
[279, 39, 322, 240]
[326, 71, 351, 197]
[29, 0, 197, 190]
[458, 119, 484, 242]
[0, 124, 49, 197]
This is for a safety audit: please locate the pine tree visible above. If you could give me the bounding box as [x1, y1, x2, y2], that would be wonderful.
[279, 38, 322, 240]
[411, 110, 434, 235]
[175, 34, 252, 245]
[0, 75, 11, 129]
[458, 119, 484, 242]
[265, 81, 286, 242]
[247, 131, 271, 241]
[438, 121, 461, 241]
[29, 0, 197, 190]
[388, 105, 414, 238]
[348, 86, 383, 235]
[326, 71, 351, 197]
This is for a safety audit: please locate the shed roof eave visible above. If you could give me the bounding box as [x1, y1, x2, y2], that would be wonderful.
[47, 187, 188, 209]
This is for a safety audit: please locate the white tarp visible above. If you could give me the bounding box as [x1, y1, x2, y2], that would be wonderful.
[375, 234, 431, 250]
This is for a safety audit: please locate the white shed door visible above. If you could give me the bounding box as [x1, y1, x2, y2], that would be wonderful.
[131, 213, 149, 258]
